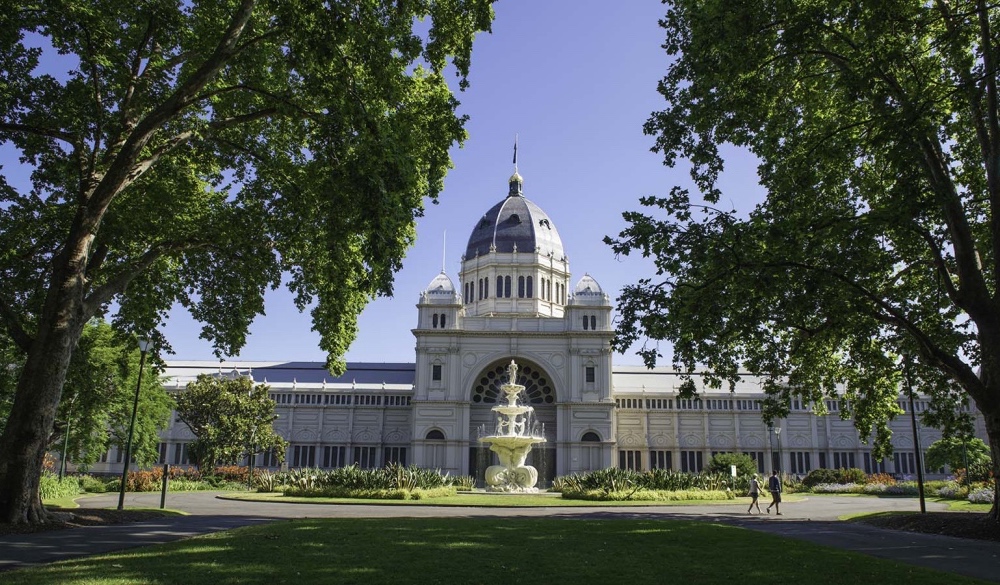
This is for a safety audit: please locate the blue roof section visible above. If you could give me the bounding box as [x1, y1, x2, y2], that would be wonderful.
[163, 361, 415, 386]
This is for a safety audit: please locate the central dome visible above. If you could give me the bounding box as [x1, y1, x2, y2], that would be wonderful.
[464, 175, 565, 259]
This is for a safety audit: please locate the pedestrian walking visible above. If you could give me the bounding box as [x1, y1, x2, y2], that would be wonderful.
[766, 470, 782, 515]
[747, 475, 762, 514]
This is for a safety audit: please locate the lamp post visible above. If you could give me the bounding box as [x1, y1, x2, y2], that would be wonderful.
[774, 426, 782, 473]
[767, 426, 774, 472]
[903, 354, 926, 513]
[118, 338, 151, 511]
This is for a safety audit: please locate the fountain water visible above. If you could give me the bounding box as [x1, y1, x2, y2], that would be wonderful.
[479, 360, 547, 492]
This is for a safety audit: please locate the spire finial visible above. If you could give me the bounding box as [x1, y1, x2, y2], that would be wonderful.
[508, 135, 523, 197]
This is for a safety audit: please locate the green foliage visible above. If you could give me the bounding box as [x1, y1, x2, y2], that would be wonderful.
[606, 0, 1000, 471]
[554, 468, 744, 497]
[0, 320, 173, 468]
[175, 375, 287, 469]
[38, 472, 81, 500]
[706, 452, 757, 478]
[77, 474, 112, 493]
[0, 0, 495, 523]
[802, 468, 867, 488]
[277, 463, 458, 499]
[925, 437, 992, 474]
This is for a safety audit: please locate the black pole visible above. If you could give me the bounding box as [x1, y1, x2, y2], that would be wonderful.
[118, 344, 148, 511]
[59, 418, 71, 481]
[905, 355, 926, 513]
[160, 464, 169, 509]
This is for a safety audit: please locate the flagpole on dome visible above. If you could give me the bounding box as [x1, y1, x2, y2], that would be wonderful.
[513, 133, 518, 173]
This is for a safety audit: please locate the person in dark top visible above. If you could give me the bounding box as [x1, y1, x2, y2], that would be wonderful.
[766, 470, 783, 515]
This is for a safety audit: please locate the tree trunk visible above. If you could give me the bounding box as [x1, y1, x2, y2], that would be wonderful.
[981, 408, 1000, 522]
[0, 322, 80, 524]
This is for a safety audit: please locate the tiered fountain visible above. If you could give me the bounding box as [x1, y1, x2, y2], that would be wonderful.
[479, 360, 546, 492]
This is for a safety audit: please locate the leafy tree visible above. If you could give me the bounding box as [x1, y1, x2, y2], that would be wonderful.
[57, 321, 173, 469]
[925, 437, 992, 476]
[606, 0, 1000, 521]
[0, 0, 494, 524]
[707, 452, 757, 479]
[174, 374, 287, 471]
[1, 321, 172, 469]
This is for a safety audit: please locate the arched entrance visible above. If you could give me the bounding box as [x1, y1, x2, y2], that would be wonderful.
[468, 359, 557, 487]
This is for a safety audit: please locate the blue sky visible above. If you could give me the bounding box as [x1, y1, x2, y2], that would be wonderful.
[114, 2, 764, 364]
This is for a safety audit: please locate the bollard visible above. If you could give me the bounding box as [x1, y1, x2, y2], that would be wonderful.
[160, 463, 169, 509]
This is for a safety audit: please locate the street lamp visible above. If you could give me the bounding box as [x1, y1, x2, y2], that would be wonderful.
[118, 338, 151, 510]
[903, 353, 926, 513]
[774, 426, 782, 473]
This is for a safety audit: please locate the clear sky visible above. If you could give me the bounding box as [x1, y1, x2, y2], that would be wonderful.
[157, 1, 765, 365]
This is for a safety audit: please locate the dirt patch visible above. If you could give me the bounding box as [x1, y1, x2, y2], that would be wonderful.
[853, 512, 1000, 542]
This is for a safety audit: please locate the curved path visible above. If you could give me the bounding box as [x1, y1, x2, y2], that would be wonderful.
[0, 492, 996, 582]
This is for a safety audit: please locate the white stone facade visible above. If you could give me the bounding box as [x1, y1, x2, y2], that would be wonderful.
[90, 171, 989, 482]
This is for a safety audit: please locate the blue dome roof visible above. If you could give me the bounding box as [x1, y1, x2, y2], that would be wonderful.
[464, 188, 564, 259]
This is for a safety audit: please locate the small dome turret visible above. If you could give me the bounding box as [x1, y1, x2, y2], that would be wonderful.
[425, 271, 456, 295]
[574, 274, 603, 296]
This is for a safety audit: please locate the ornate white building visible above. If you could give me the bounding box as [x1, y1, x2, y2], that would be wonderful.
[112, 170, 987, 484]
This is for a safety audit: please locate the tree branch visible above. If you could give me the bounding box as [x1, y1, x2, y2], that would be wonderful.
[0, 296, 33, 352]
[0, 122, 74, 144]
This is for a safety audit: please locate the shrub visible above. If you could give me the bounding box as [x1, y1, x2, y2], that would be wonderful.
[865, 472, 896, 486]
[811, 482, 864, 494]
[77, 474, 111, 493]
[560, 488, 733, 502]
[968, 487, 995, 504]
[802, 469, 839, 487]
[706, 452, 757, 478]
[38, 472, 80, 500]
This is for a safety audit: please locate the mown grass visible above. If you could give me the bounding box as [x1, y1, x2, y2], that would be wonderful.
[2, 517, 988, 585]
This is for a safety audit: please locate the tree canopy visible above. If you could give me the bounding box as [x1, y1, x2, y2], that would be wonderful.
[0, 0, 494, 524]
[174, 374, 286, 470]
[606, 0, 1000, 520]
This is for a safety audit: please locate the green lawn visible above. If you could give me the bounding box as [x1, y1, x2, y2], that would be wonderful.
[1, 517, 989, 585]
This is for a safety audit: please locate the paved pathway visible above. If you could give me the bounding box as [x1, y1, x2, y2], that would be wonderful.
[0, 492, 996, 582]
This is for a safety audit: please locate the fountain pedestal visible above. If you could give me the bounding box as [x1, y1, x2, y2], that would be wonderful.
[479, 360, 546, 492]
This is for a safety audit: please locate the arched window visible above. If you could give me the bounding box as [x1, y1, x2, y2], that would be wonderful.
[496, 277, 503, 298]
[581, 432, 601, 442]
[440, 314, 446, 328]
[432, 314, 439, 328]
[504, 275, 511, 297]
[526, 276, 533, 298]
[590, 315, 597, 330]
[484, 277, 489, 299]
[518, 276, 525, 298]
[426, 429, 445, 440]
[582, 315, 589, 330]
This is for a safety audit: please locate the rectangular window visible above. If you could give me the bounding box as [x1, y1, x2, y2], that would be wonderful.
[680, 450, 703, 473]
[384, 447, 407, 466]
[618, 450, 642, 471]
[173, 443, 190, 466]
[863, 452, 887, 474]
[788, 451, 811, 474]
[746, 451, 765, 473]
[585, 366, 595, 383]
[322, 446, 346, 468]
[832, 452, 855, 469]
[893, 451, 918, 475]
[650, 450, 672, 470]
[292, 445, 316, 468]
[432, 364, 442, 381]
[353, 446, 377, 469]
